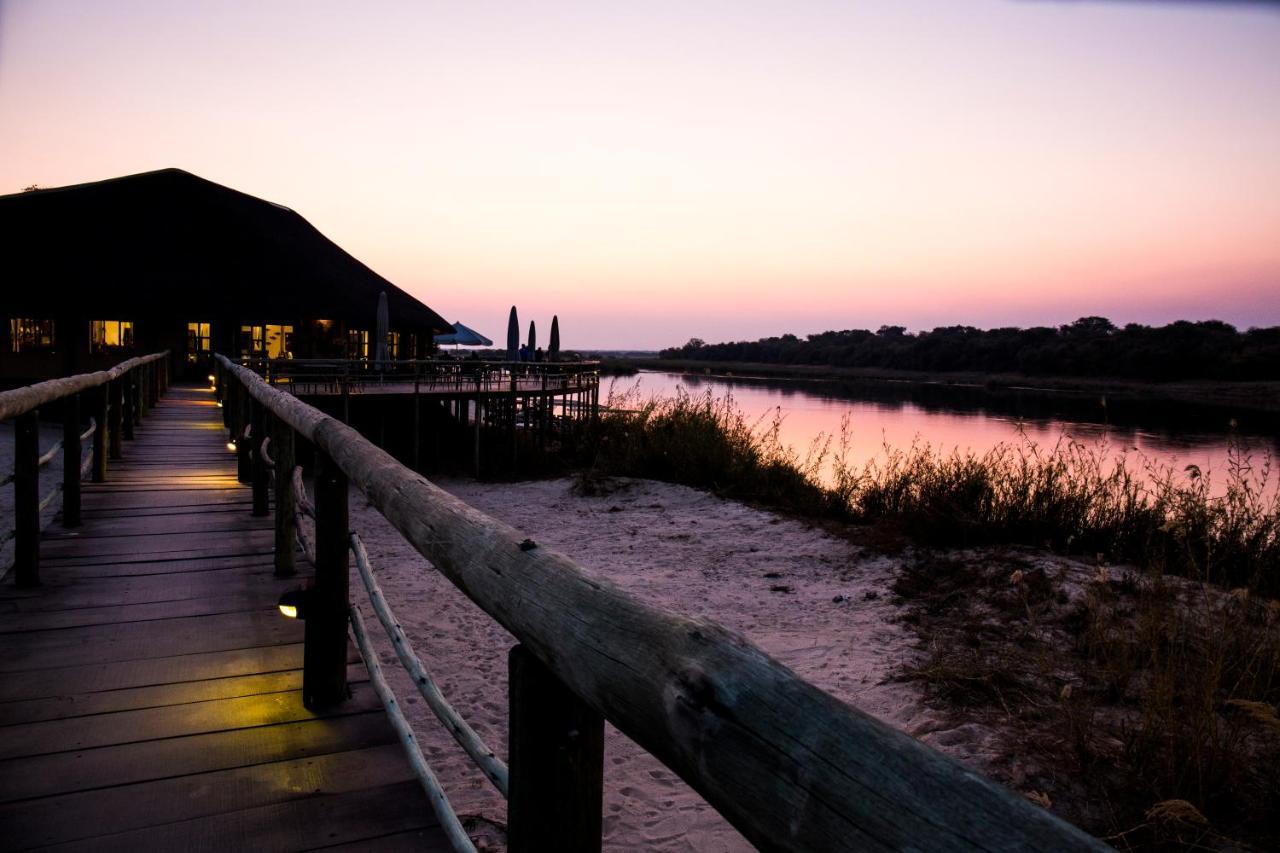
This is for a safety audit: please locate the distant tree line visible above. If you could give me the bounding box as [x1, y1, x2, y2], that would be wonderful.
[659, 317, 1280, 381]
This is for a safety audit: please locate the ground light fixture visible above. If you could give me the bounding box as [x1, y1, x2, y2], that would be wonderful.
[226, 439, 237, 452]
[278, 588, 310, 620]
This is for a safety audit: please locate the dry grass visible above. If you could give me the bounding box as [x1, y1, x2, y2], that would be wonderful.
[581, 387, 1279, 596]
[894, 551, 1280, 851]
[578, 388, 1280, 848]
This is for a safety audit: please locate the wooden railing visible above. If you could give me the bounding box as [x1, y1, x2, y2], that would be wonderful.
[236, 356, 601, 398]
[0, 352, 170, 586]
[214, 352, 1107, 853]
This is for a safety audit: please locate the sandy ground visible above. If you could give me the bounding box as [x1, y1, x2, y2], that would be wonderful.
[348, 476, 1000, 851]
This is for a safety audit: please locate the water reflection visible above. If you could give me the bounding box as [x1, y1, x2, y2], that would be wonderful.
[613, 372, 1278, 496]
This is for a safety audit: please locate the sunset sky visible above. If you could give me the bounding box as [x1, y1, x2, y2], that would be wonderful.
[2, 1, 1277, 349]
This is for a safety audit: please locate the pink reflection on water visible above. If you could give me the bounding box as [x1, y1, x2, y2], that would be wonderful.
[614, 373, 1277, 500]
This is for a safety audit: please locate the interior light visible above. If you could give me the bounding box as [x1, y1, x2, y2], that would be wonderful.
[226, 441, 237, 452]
[208, 374, 216, 382]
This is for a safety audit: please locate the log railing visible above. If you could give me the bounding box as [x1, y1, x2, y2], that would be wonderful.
[214, 352, 1107, 853]
[0, 352, 170, 586]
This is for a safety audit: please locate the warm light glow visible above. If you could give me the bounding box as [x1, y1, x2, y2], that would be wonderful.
[207, 374, 215, 382]
[226, 441, 236, 451]
[278, 604, 298, 619]
[216, 401, 223, 408]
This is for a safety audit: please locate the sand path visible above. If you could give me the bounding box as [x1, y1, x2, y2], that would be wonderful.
[348, 477, 991, 851]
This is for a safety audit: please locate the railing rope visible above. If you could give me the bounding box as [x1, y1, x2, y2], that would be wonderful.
[349, 605, 479, 853]
[351, 532, 510, 796]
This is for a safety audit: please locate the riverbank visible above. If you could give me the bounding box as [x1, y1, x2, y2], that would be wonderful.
[645, 358, 1280, 416]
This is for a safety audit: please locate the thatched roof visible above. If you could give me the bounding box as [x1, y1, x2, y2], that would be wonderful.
[0, 168, 449, 333]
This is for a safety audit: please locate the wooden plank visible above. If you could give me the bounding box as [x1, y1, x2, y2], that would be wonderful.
[0, 712, 393, 803]
[38, 531, 275, 559]
[1, 744, 417, 847]
[301, 827, 454, 852]
[0, 643, 362, 703]
[0, 564, 285, 609]
[37, 781, 443, 853]
[0, 586, 296, 632]
[0, 608, 303, 673]
[0, 680, 383, 760]
[0, 664, 367, 726]
[39, 545, 276, 571]
[41, 515, 273, 539]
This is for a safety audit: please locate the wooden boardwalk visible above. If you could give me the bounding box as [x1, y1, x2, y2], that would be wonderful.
[0, 385, 447, 851]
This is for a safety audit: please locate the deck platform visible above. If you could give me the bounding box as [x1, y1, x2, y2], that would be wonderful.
[0, 385, 447, 851]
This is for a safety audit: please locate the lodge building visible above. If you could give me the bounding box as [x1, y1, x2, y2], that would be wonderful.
[0, 168, 450, 386]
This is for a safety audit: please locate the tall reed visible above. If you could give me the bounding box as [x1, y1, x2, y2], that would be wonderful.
[581, 387, 1280, 595]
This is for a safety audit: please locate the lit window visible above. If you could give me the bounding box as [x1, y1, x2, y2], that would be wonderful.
[265, 324, 294, 359]
[90, 320, 134, 354]
[387, 331, 400, 359]
[186, 322, 211, 363]
[347, 329, 369, 359]
[239, 325, 265, 358]
[10, 318, 55, 352]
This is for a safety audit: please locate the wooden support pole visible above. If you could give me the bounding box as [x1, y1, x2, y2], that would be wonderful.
[131, 368, 142, 426]
[508, 644, 605, 853]
[305, 450, 350, 708]
[251, 401, 269, 517]
[121, 372, 136, 440]
[61, 392, 81, 527]
[271, 416, 296, 577]
[474, 399, 482, 478]
[236, 384, 252, 484]
[14, 411, 41, 588]
[137, 365, 148, 419]
[109, 379, 124, 459]
[93, 384, 109, 482]
[218, 363, 229, 425]
[412, 376, 421, 471]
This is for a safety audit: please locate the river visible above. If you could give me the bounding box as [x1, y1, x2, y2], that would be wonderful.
[607, 370, 1278, 497]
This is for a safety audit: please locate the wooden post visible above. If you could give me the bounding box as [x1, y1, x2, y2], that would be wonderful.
[137, 365, 148, 419]
[14, 411, 41, 588]
[121, 372, 136, 440]
[236, 385, 252, 484]
[62, 392, 81, 527]
[251, 401, 269, 517]
[271, 416, 296, 577]
[93, 384, 109, 482]
[109, 379, 124, 459]
[412, 376, 421, 471]
[474, 399, 483, 478]
[218, 363, 229, 425]
[508, 644, 605, 853]
[131, 368, 143, 426]
[305, 450, 350, 708]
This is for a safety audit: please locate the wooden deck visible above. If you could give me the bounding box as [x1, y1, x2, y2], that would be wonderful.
[0, 385, 448, 851]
